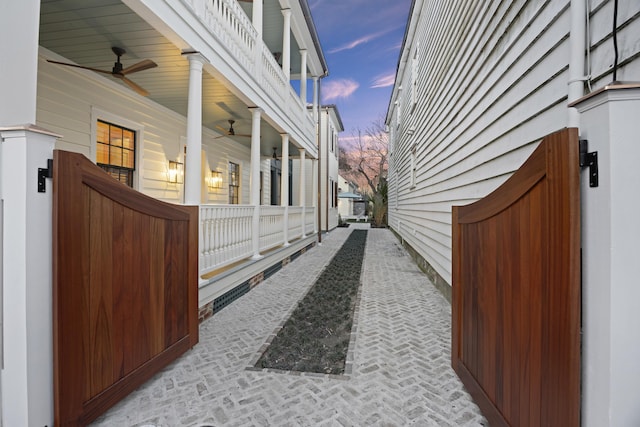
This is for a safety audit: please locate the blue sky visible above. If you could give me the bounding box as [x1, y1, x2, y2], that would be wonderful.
[309, 0, 412, 139]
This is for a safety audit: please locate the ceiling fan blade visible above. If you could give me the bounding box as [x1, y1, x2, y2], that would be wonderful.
[215, 125, 230, 134]
[121, 76, 149, 96]
[46, 60, 112, 75]
[121, 59, 157, 75]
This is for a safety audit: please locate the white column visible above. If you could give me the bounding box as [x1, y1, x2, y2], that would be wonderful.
[280, 134, 290, 246]
[0, 0, 40, 127]
[281, 8, 291, 81]
[574, 86, 640, 427]
[184, 53, 206, 205]
[300, 49, 308, 107]
[250, 107, 263, 259]
[299, 148, 306, 237]
[312, 159, 318, 233]
[1, 126, 58, 427]
[252, 0, 263, 38]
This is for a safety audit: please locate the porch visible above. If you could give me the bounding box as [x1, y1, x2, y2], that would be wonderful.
[197, 204, 317, 314]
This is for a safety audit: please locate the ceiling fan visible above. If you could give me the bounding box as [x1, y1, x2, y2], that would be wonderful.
[47, 46, 157, 96]
[215, 119, 251, 138]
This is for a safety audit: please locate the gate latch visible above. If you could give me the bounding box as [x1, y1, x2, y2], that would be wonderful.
[579, 140, 598, 188]
[38, 158, 53, 193]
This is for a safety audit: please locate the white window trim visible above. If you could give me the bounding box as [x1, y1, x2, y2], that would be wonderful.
[91, 106, 144, 190]
[411, 43, 419, 113]
[410, 143, 417, 189]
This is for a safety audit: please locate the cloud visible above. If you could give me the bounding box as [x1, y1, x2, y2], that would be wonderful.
[322, 79, 359, 101]
[370, 72, 396, 88]
[328, 28, 391, 54]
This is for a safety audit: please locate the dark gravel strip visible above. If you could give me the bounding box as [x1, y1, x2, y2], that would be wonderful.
[256, 230, 368, 374]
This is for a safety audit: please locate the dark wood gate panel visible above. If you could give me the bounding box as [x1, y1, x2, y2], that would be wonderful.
[53, 150, 199, 426]
[452, 128, 580, 426]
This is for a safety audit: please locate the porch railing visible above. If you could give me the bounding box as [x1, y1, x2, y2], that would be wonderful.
[184, 0, 315, 147]
[200, 204, 316, 277]
[288, 206, 303, 240]
[259, 206, 285, 251]
[305, 207, 316, 235]
[200, 205, 254, 273]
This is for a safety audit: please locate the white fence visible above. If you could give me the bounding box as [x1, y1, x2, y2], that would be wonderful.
[200, 204, 316, 276]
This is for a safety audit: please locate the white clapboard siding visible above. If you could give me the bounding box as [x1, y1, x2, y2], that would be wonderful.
[387, 0, 640, 285]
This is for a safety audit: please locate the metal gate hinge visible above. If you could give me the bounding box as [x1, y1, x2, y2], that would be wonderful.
[38, 158, 53, 193]
[579, 140, 598, 188]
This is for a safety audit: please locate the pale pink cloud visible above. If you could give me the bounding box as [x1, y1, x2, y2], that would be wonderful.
[322, 79, 359, 101]
[370, 72, 396, 88]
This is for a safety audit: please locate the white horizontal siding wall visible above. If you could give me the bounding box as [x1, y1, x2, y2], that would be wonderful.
[389, 0, 640, 286]
[36, 54, 251, 204]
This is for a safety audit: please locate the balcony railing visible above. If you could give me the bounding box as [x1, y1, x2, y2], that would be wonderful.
[200, 204, 316, 277]
[184, 0, 315, 145]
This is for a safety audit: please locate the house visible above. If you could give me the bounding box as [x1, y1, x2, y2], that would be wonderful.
[0, 0, 331, 424]
[315, 104, 343, 231]
[386, 0, 640, 425]
[337, 174, 365, 220]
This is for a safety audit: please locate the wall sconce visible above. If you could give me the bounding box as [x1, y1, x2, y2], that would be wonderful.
[208, 170, 223, 190]
[168, 160, 184, 184]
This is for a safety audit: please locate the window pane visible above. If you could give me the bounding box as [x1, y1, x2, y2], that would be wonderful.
[110, 126, 123, 147]
[122, 130, 135, 150]
[96, 142, 109, 164]
[122, 149, 134, 169]
[97, 121, 109, 143]
[110, 146, 123, 167]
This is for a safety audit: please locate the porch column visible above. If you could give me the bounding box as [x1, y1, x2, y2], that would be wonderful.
[299, 148, 306, 237]
[312, 159, 318, 233]
[1, 125, 58, 427]
[300, 49, 308, 107]
[281, 8, 291, 81]
[184, 53, 206, 205]
[252, 0, 263, 38]
[0, 0, 40, 126]
[250, 107, 263, 259]
[280, 134, 290, 246]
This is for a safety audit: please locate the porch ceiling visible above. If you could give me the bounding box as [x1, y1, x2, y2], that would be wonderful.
[38, 0, 294, 156]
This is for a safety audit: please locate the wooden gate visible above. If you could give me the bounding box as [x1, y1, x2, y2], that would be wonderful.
[53, 150, 199, 426]
[452, 128, 581, 426]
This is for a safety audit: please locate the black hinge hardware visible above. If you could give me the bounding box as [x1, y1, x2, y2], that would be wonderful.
[579, 139, 598, 188]
[37, 159, 53, 193]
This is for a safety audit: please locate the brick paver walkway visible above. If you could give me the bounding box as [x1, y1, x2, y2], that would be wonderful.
[91, 226, 487, 426]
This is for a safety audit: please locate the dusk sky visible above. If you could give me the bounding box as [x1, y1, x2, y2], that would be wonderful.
[309, 0, 413, 142]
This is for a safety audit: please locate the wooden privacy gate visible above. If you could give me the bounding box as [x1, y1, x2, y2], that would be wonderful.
[452, 128, 581, 426]
[53, 150, 199, 426]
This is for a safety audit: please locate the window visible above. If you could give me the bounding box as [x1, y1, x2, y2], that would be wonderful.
[410, 144, 417, 189]
[96, 120, 136, 187]
[411, 43, 419, 113]
[229, 161, 240, 204]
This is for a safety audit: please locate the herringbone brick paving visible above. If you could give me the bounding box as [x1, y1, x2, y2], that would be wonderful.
[91, 225, 487, 426]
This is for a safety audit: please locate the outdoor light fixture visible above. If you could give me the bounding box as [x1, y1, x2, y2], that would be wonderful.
[208, 170, 223, 190]
[272, 147, 278, 160]
[168, 160, 184, 184]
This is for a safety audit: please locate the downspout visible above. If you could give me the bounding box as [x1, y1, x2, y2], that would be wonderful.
[324, 109, 329, 232]
[568, 0, 587, 128]
[316, 78, 323, 243]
